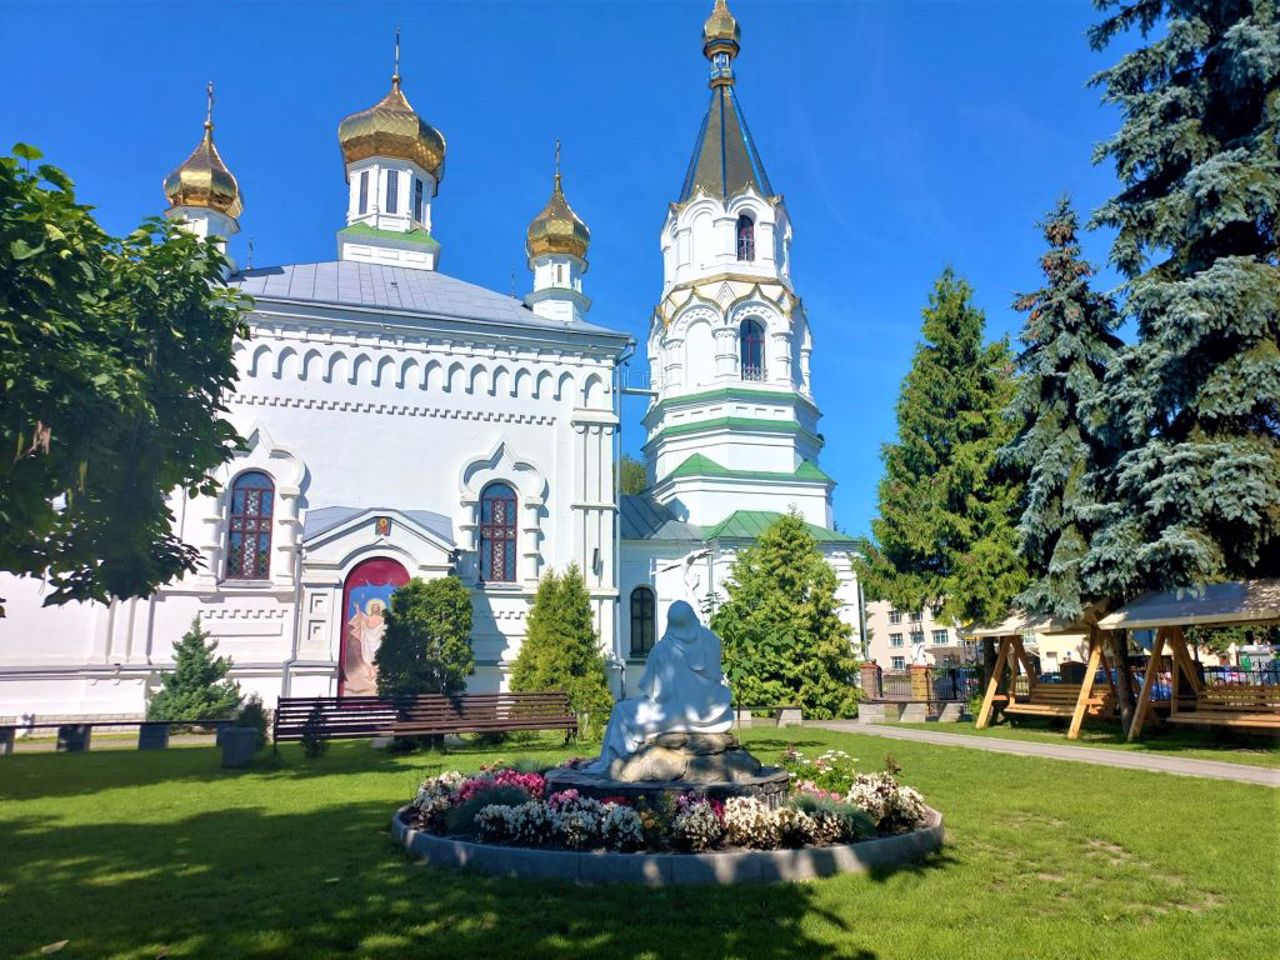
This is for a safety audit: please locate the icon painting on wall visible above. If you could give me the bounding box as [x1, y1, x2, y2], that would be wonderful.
[340, 557, 409, 697]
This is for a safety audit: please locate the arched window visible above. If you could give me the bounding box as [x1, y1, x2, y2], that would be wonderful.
[630, 586, 656, 657]
[479, 482, 518, 582]
[225, 471, 274, 580]
[736, 214, 755, 262]
[740, 318, 766, 381]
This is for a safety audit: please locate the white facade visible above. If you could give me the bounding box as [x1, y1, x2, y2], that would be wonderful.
[0, 3, 864, 722]
[863, 601, 971, 672]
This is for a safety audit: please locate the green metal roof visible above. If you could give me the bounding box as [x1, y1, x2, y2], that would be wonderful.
[703, 510, 857, 543]
[338, 222, 441, 251]
[649, 416, 822, 446]
[667, 453, 832, 484]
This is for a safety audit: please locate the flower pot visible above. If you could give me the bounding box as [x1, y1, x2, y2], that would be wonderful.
[220, 726, 259, 768]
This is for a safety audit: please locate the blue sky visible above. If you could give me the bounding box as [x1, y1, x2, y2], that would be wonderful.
[0, 0, 1138, 537]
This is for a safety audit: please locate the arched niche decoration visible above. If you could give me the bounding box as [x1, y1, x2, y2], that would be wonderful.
[457, 441, 548, 584]
[204, 422, 306, 586]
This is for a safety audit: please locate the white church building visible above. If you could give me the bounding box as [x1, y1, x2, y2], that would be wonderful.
[0, 1, 861, 721]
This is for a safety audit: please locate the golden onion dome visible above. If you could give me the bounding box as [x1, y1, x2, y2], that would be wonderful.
[526, 149, 590, 261]
[163, 83, 243, 219]
[703, 0, 741, 58]
[338, 73, 446, 184]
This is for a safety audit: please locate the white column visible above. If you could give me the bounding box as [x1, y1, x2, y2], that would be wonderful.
[771, 331, 792, 385]
[713, 326, 737, 379]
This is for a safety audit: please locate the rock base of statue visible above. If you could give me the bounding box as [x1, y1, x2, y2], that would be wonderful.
[545, 733, 790, 809]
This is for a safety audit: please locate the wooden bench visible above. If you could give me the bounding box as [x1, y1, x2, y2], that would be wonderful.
[1164, 685, 1280, 732]
[272, 692, 578, 743]
[1003, 683, 1115, 719]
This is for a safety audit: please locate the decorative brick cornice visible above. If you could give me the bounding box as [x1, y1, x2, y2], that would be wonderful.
[228, 394, 556, 426]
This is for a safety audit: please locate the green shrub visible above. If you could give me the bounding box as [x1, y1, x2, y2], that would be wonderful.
[236, 694, 269, 751]
[300, 702, 328, 759]
[147, 617, 242, 722]
[444, 786, 530, 836]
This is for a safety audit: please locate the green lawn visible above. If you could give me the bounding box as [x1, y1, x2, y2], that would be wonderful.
[1, 729, 1276, 960]
[886, 717, 1280, 768]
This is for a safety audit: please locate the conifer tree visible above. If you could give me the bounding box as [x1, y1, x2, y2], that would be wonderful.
[710, 512, 860, 719]
[1084, 0, 1280, 595]
[1003, 198, 1123, 621]
[509, 564, 613, 733]
[862, 269, 1027, 626]
[375, 575, 474, 700]
[146, 616, 242, 721]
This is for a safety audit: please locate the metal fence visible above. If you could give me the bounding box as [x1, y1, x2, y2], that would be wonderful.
[870, 668, 982, 704]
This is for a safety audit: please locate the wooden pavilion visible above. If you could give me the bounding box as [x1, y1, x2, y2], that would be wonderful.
[1097, 579, 1280, 741]
[970, 611, 1114, 740]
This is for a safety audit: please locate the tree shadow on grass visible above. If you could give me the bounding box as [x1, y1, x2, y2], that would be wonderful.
[0, 800, 889, 960]
[0, 737, 582, 803]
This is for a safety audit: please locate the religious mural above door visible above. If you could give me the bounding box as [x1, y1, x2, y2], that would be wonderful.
[340, 557, 410, 697]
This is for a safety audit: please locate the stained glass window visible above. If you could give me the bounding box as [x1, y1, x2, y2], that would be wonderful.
[226, 471, 273, 580]
[479, 482, 518, 582]
[630, 586, 656, 657]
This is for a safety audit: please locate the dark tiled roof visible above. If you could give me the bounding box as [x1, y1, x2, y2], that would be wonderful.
[679, 84, 772, 202]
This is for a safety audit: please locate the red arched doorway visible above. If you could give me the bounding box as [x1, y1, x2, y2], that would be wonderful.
[340, 557, 410, 697]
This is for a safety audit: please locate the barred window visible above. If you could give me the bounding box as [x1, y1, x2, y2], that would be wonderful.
[630, 586, 656, 657]
[226, 471, 273, 580]
[479, 482, 518, 582]
[736, 214, 755, 261]
[740, 318, 765, 381]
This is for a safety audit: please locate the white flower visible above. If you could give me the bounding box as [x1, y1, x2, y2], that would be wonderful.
[601, 804, 646, 851]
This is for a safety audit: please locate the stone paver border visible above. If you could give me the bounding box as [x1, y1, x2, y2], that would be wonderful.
[390, 805, 944, 886]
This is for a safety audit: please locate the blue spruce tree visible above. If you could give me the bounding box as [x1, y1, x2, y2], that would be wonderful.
[1084, 0, 1280, 595]
[1003, 198, 1123, 621]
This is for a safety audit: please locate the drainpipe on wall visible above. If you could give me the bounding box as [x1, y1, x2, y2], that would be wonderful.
[613, 337, 635, 699]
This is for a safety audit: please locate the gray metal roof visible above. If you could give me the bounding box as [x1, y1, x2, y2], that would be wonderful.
[619, 494, 702, 541]
[303, 505, 455, 546]
[229, 261, 624, 337]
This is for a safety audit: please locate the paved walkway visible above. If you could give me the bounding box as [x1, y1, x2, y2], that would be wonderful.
[809, 721, 1280, 787]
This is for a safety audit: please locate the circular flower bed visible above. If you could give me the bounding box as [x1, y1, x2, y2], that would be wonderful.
[406, 747, 934, 856]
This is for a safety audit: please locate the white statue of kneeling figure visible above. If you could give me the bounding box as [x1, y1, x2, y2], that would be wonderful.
[585, 600, 733, 774]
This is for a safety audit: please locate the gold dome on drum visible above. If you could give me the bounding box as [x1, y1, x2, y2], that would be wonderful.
[526, 145, 590, 260]
[163, 83, 243, 219]
[703, 0, 740, 58]
[338, 72, 446, 183]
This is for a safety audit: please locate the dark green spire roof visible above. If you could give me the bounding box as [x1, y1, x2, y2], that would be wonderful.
[678, 83, 773, 203]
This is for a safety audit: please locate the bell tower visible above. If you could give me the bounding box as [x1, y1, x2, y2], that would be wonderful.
[642, 0, 831, 528]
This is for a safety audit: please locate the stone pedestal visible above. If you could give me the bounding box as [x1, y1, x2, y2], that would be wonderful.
[138, 724, 170, 750]
[937, 702, 964, 722]
[544, 732, 791, 809]
[57, 725, 92, 752]
[0, 726, 14, 756]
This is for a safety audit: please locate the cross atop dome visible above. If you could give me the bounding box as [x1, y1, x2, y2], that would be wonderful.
[678, 0, 772, 203]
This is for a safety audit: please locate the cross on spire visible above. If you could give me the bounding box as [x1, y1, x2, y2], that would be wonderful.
[554, 138, 562, 190]
[204, 80, 215, 138]
[392, 26, 401, 89]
